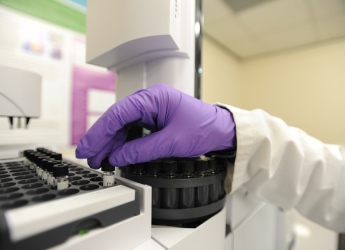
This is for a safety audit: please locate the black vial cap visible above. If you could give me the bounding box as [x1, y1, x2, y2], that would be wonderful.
[101, 160, 115, 171]
[35, 156, 47, 167]
[46, 160, 60, 172]
[50, 153, 62, 161]
[36, 147, 47, 153]
[161, 161, 177, 174]
[146, 160, 161, 175]
[195, 159, 208, 171]
[180, 161, 195, 173]
[53, 163, 69, 177]
[41, 159, 52, 171]
[26, 152, 37, 162]
[23, 150, 35, 157]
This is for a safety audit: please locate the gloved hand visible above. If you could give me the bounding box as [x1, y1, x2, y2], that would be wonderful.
[76, 84, 236, 168]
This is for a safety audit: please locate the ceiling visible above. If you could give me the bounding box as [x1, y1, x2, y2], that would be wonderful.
[204, 0, 345, 58]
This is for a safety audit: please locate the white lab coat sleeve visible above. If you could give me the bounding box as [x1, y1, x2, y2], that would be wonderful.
[217, 104, 345, 233]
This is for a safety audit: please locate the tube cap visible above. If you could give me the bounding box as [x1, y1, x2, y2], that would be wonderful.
[23, 150, 35, 157]
[101, 160, 115, 171]
[36, 147, 47, 153]
[50, 153, 62, 161]
[41, 159, 51, 171]
[46, 160, 60, 172]
[195, 159, 208, 171]
[146, 160, 161, 175]
[180, 161, 194, 173]
[53, 163, 69, 177]
[208, 159, 217, 170]
[162, 161, 177, 174]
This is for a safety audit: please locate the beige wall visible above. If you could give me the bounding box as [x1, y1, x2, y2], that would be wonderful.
[241, 40, 345, 145]
[203, 36, 345, 145]
[202, 36, 242, 106]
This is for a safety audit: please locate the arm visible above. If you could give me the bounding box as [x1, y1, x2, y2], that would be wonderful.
[222, 104, 345, 233]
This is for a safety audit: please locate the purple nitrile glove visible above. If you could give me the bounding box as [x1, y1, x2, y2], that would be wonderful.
[76, 84, 236, 168]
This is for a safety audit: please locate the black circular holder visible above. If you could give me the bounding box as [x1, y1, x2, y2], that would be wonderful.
[122, 157, 227, 225]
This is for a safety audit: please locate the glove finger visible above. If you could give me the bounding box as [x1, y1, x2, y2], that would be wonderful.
[108, 130, 178, 166]
[86, 127, 128, 168]
[76, 90, 156, 159]
[87, 139, 114, 169]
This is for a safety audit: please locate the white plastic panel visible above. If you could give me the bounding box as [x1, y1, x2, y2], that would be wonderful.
[111, 0, 196, 98]
[228, 186, 262, 229]
[134, 239, 165, 250]
[233, 204, 279, 250]
[152, 207, 226, 250]
[6, 185, 135, 241]
[86, 0, 190, 70]
[223, 233, 233, 250]
[50, 176, 152, 250]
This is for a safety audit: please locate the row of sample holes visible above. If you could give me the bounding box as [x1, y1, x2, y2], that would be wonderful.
[0, 162, 104, 209]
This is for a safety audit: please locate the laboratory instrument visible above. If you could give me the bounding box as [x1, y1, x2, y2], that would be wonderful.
[0, 65, 41, 129]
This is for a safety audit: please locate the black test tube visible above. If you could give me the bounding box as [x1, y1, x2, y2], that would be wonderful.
[179, 161, 195, 208]
[146, 160, 161, 208]
[195, 159, 209, 206]
[208, 159, 219, 203]
[161, 161, 179, 209]
[216, 158, 226, 199]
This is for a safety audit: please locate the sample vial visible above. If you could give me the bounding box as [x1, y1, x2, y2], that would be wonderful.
[101, 160, 115, 187]
[53, 163, 69, 190]
[46, 160, 59, 186]
[23, 150, 34, 168]
[195, 159, 209, 207]
[146, 160, 161, 208]
[41, 159, 50, 182]
[215, 158, 226, 199]
[26, 151, 37, 170]
[179, 161, 195, 209]
[35, 156, 45, 178]
[161, 161, 179, 209]
[208, 159, 219, 203]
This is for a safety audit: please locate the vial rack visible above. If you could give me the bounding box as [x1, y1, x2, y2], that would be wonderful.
[122, 157, 228, 225]
[0, 148, 140, 250]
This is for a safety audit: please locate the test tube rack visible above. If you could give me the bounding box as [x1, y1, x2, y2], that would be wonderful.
[0, 148, 140, 250]
[122, 157, 228, 225]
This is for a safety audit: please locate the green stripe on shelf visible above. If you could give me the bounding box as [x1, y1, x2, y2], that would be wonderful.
[0, 0, 86, 33]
